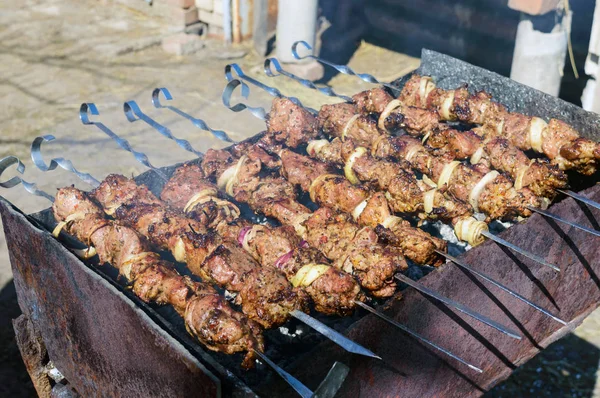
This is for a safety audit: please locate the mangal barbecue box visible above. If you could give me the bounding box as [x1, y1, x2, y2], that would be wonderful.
[3, 50, 600, 397]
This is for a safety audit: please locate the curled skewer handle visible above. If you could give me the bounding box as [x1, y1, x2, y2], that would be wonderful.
[151, 88, 235, 143]
[31, 135, 101, 188]
[79, 103, 169, 182]
[225, 63, 318, 114]
[0, 156, 54, 202]
[291, 40, 399, 92]
[222, 79, 268, 121]
[123, 100, 203, 158]
[264, 58, 353, 102]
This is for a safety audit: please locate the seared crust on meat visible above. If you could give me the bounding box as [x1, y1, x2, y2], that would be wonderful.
[53, 187, 263, 369]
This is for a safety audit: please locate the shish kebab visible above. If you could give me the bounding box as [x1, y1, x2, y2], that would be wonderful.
[0, 158, 324, 398]
[118, 90, 558, 333]
[288, 40, 600, 211]
[31, 136, 386, 363]
[72, 105, 488, 370]
[0, 157, 265, 368]
[222, 72, 562, 272]
[255, 61, 600, 250]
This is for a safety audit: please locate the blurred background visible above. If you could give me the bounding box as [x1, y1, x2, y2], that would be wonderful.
[1, 0, 600, 396]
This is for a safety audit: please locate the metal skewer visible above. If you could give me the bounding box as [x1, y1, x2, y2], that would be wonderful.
[124, 100, 203, 157]
[557, 189, 600, 212]
[354, 301, 482, 373]
[480, 230, 560, 272]
[527, 206, 600, 238]
[114, 94, 485, 372]
[151, 88, 235, 143]
[435, 250, 566, 325]
[76, 105, 381, 361]
[0, 154, 319, 398]
[291, 40, 399, 93]
[394, 274, 521, 339]
[264, 57, 353, 102]
[224, 63, 318, 114]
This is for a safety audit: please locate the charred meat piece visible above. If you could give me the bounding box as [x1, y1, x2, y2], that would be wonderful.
[53, 187, 263, 369]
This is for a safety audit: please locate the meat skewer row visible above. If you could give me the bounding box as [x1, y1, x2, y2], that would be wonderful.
[160, 162, 363, 316]
[91, 173, 310, 329]
[399, 74, 600, 175]
[220, 90, 447, 265]
[200, 143, 523, 337]
[306, 137, 487, 246]
[52, 186, 265, 369]
[272, 146, 448, 264]
[201, 146, 406, 298]
[349, 87, 568, 201]
[318, 101, 541, 223]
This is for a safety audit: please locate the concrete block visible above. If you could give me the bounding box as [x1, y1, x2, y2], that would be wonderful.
[195, 0, 213, 12]
[162, 33, 206, 55]
[164, 0, 195, 8]
[207, 24, 224, 40]
[213, 0, 223, 12]
[168, 5, 199, 26]
[507, 0, 561, 15]
[198, 9, 224, 27]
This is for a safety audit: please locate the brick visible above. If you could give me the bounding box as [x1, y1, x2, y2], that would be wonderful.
[168, 5, 199, 26]
[195, 0, 213, 12]
[162, 33, 206, 55]
[507, 0, 561, 15]
[198, 9, 224, 27]
[164, 0, 195, 8]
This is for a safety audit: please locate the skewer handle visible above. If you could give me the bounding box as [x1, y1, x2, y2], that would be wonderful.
[222, 79, 268, 121]
[0, 156, 54, 202]
[79, 103, 169, 182]
[30, 135, 101, 188]
[291, 41, 399, 93]
[263, 58, 353, 102]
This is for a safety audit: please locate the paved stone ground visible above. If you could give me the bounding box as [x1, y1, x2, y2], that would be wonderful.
[1, 1, 599, 397]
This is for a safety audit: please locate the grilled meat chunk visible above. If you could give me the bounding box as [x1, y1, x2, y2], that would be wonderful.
[92, 174, 309, 329]
[266, 97, 320, 148]
[53, 187, 264, 369]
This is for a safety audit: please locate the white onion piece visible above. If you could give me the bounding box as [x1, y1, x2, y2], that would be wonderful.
[529, 117, 547, 153]
[419, 77, 435, 107]
[423, 189, 437, 214]
[120, 252, 154, 279]
[291, 263, 330, 287]
[470, 147, 485, 165]
[404, 143, 422, 163]
[437, 160, 460, 187]
[183, 188, 219, 213]
[217, 164, 236, 190]
[439, 92, 455, 120]
[52, 212, 85, 237]
[225, 156, 247, 196]
[173, 238, 187, 263]
[342, 114, 360, 141]
[378, 99, 402, 131]
[292, 214, 311, 237]
[421, 175, 437, 188]
[73, 246, 97, 260]
[454, 217, 488, 246]
[306, 139, 329, 157]
[421, 131, 431, 145]
[495, 119, 505, 135]
[344, 147, 367, 185]
[381, 215, 402, 229]
[309, 174, 338, 203]
[468, 170, 499, 212]
[242, 226, 264, 253]
[514, 165, 530, 190]
[352, 199, 369, 220]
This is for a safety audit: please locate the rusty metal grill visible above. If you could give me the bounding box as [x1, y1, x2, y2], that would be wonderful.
[3, 49, 600, 397]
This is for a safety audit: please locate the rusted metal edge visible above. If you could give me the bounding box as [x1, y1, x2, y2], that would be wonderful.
[0, 195, 259, 397]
